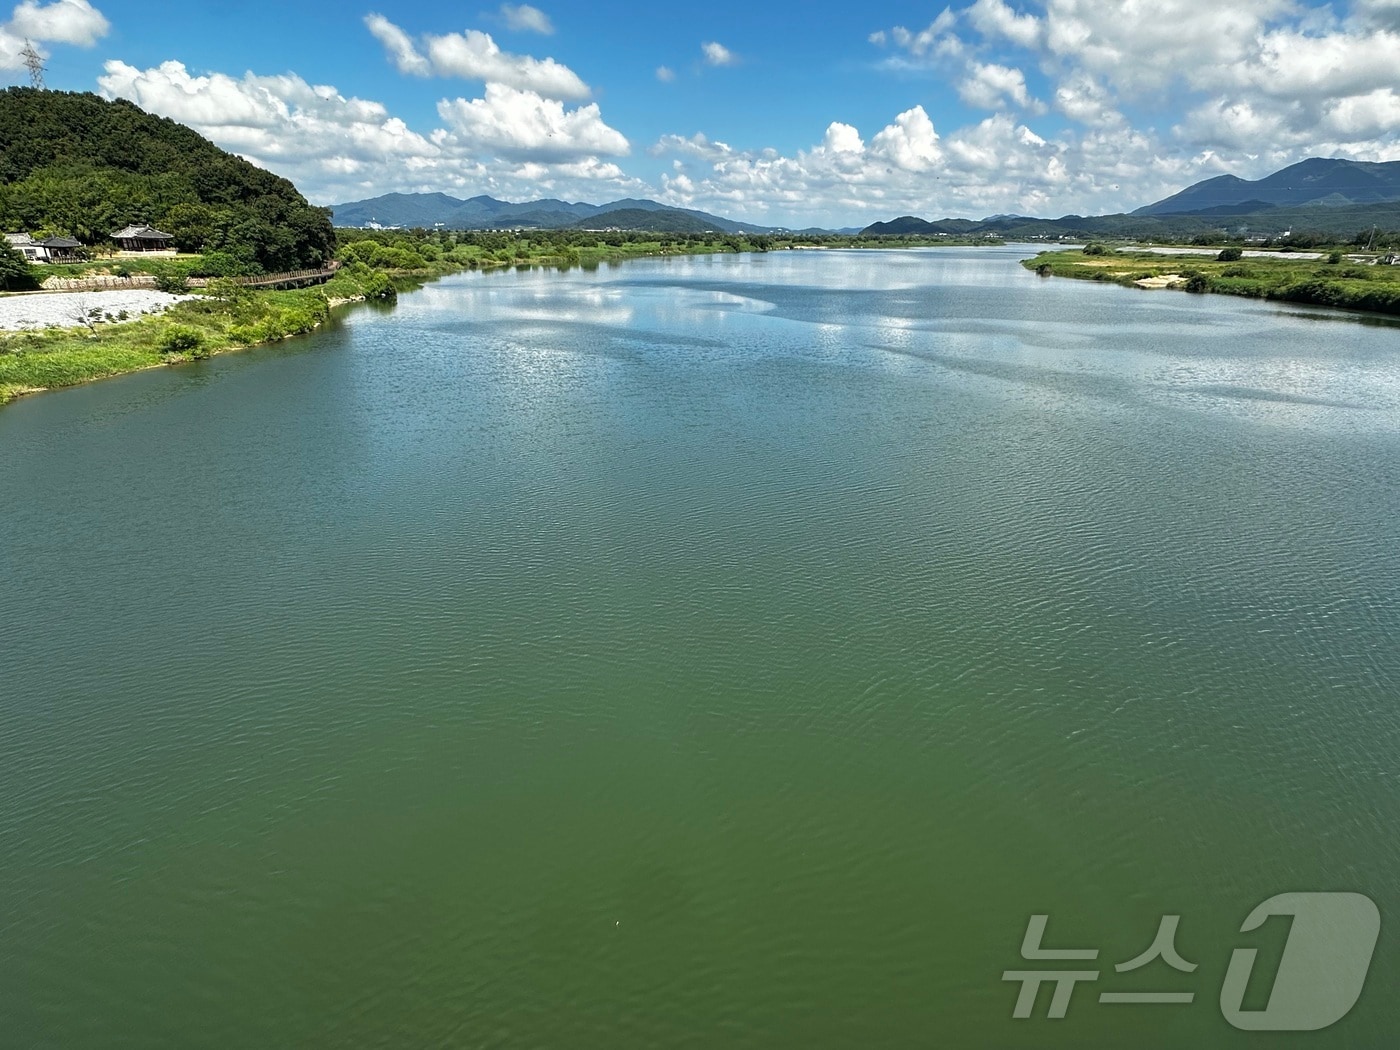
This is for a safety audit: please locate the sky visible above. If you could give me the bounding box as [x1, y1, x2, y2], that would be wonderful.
[5, 0, 1400, 226]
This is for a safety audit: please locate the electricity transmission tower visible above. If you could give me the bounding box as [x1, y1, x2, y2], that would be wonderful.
[20, 40, 45, 90]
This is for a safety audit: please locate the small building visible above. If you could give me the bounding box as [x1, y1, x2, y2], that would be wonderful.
[37, 235, 82, 262]
[111, 223, 175, 253]
[5, 232, 49, 262]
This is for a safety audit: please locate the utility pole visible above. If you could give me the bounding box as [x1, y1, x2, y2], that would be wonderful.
[1366, 225, 1377, 252]
[20, 39, 45, 90]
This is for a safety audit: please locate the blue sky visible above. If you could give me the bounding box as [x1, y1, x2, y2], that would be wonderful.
[6, 0, 1400, 225]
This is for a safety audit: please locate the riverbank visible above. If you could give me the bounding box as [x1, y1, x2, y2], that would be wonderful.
[0, 267, 395, 406]
[1022, 248, 1400, 317]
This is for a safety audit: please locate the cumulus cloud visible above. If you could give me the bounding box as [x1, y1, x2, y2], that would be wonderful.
[0, 0, 108, 70]
[966, 0, 1041, 49]
[655, 65, 675, 83]
[649, 97, 1272, 226]
[436, 84, 628, 161]
[869, 106, 943, 171]
[499, 4, 552, 34]
[1052, 71, 1121, 127]
[365, 14, 589, 99]
[958, 61, 1043, 112]
[97, 60, 436, 166]
[96, 59, 638, 206]
[10, 0, 106, 44]
[702, 41, 736, 66]
[853, 0, 1400, 221]
[823, 122, 864, 154]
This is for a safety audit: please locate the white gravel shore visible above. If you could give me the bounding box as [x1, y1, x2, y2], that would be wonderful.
[0, 289, 194, 332]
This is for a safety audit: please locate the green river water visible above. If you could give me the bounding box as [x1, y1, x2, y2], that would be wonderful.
[1, 247, 1397, 1048]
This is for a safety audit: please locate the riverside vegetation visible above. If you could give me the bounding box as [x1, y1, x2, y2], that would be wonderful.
[0, 263, 395, 405]
[1023, 244, 1400, 316]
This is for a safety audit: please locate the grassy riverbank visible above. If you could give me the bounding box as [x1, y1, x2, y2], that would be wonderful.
[0, 266, 395, 406]
[1023, 247, 1400, 316]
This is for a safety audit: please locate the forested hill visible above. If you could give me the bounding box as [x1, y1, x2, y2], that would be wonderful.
[0, 88, 333, 271]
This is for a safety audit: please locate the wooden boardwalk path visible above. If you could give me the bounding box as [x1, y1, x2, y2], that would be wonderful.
[216, 267, 338, 290]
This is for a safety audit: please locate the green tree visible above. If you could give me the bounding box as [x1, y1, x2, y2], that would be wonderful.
[0, 239, 38, 290]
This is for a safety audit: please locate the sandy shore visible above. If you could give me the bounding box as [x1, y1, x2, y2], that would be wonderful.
[0, 289, 193, 332]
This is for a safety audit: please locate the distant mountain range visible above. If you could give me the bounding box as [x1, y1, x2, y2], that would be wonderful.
[1133, 158, 1400, 216]
[330, 192, 777, 235]
[333, 158, 1400, 242]
[859, 159, 1400, 241]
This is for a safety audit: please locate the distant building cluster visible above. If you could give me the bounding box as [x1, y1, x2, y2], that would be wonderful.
[4, 232, 82, 262]
[5, 224, 176, 262]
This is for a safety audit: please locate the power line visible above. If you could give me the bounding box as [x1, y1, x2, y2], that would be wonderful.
[20, 39, 45, 90]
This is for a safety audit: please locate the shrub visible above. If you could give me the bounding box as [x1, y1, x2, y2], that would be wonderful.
[1083, 243, 1110, 256]
[157, 325, 204, 355]
[1327, 251, 1344, 265]
[155, 271, 190, 293]
[204, 277, 255, 307]
[1183, 273, 1210, 293]
[1217, 247, 1244, 262]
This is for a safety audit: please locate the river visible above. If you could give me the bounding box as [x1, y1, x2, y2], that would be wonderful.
[2, 247, 1397, 1047]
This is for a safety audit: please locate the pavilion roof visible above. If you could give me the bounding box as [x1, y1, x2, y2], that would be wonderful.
[111, 224, 173, 240]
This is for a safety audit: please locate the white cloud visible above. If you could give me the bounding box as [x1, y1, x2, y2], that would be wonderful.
[0, 0, 107, 70]
[436, 84, 628, 161]
[10, 0, 106, 44]
[365, 14, 589, 100]
[97, 60, 435, 163]
[649, 132, 735, 162]
[702, 41, 736, 66]
[1037, 0, 1295, 96]
[362, 14, 431, 77]
[1052, 71, 1121, 127]
[966, 0, 1041, 49]
[869, 106, 943, 171]
[499, 4, 552, 34]
[958, 61, 1043, 112]
[823, 122, 864, 154]
[655, 65, 675, 83]
[889, 9, 961, 57]
[846, 0, 1400, 222]
[649, 99, 1276, 226]
[96, 58, 639, 206]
